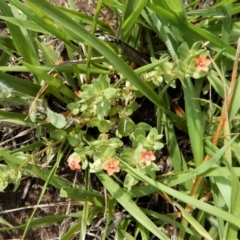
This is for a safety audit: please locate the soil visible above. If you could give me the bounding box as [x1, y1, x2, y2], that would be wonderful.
[0, 1, 180, 239]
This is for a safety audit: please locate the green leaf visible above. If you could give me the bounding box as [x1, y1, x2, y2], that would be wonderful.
[103, 88, 118, 100]
[176, 203, 213, 239]
[98, 119, 111, 132]
[183, 77, 204, 166]
[0, 215, 69, 231]
[122, 0, 148, 40]
[108, 138, 123, 148]
[60, 187, 104, 208]
[46, 107, 67, 129]
[96, 171, 169, 240]
[124, 173, 139, 190]
[118, 120, 136, 136]
[0, 72, 39, 97]
[50, 130, 67, 140]
[96, 97, 111, 119]
[0, 110, 32, 126]
[229, 75, 240, 121]
[136, 122, 152, 132]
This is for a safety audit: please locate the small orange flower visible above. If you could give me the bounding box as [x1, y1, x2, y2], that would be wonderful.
[103, 158, 120, 176]
[74, 90, 81, 97]
[67, 155, 81, 170]
[139, 150, 156, 165]
[195, 55, 211, 72]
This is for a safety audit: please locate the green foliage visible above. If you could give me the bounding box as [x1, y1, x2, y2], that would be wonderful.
[0, 0, 240, 239]
[0, 164, 21, 191]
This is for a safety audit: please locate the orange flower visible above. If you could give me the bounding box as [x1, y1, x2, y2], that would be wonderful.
[103, 158, 120, 176]
[74, 90, 81, 97]
[139, 150, 156, 165]
[67, 155, 81, 170]
[195, 55, 211, 72]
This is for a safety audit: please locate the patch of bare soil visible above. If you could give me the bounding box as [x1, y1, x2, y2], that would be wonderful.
[0, 180, 78, 240]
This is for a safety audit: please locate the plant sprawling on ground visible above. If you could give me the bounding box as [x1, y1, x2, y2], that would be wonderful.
[1, 0, 240, 239]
